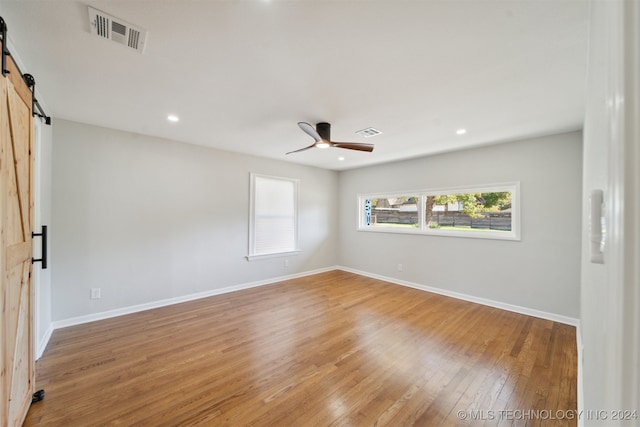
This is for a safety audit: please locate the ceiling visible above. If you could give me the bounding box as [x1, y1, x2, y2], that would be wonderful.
[0, 0, 588, 170]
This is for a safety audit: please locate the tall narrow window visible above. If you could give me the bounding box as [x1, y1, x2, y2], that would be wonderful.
[248, 174, 299, 260]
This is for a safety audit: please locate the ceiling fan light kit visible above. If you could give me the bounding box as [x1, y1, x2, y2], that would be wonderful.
[287, 122, 375, 155]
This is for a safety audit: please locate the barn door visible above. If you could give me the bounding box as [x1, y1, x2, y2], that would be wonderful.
[0, 40, 35, 427]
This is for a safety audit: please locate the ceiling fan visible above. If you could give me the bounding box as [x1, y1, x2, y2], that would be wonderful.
[286, 122, 374, 155]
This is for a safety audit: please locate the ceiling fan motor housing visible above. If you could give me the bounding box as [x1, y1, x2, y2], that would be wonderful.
[316, 122, 331, 140]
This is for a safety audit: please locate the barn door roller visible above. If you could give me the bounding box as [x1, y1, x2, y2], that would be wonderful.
[22, 73, 51, 125]
[0, 16, 51, 124]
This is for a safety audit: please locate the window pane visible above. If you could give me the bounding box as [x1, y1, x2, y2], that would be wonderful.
[255, 216, 295, 254]
[425, 191, 512, 232]
[364, 196, 420, 228]
[252, 175, 298, 256]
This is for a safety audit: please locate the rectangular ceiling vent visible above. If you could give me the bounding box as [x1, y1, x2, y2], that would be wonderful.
[88, 7, 147, 53]
[356, 127, 383, 138]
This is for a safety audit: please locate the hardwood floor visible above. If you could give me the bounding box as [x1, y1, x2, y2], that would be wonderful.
[24, 271, 577, 426]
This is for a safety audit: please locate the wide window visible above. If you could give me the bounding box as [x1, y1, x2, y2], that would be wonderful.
[248, 174, 299, 260]
[358, 183, 520, 240]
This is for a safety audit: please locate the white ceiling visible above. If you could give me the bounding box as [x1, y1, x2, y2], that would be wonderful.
[0, 0, 588, 170]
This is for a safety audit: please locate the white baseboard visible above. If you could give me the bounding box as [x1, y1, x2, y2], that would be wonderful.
[36, 323, 54, 360]
[337, 266, 580, 326]
[52, 266, 337, 330]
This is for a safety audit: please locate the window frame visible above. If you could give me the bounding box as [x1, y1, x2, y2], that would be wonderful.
[247, 173, 300, 261]
[357, 182, 520, 241]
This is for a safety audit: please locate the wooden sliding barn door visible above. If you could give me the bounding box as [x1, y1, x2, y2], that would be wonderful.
[0, 40, 35, 427]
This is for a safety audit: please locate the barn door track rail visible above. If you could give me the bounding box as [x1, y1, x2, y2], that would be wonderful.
[0, 16, 51, 125]
[0, 17, 7, 77]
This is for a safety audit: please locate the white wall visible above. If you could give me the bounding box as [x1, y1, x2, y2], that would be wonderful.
[581, 0, 640, 422]
[51, 119, 339, 322]
[338, 132, 582, 319]
[580, 0, 610, 417]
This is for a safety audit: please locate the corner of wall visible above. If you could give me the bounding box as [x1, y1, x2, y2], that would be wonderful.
[36, 324, 54, 360]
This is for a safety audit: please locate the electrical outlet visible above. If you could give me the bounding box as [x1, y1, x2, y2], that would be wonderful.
[90, 288, 101, 300]
[284, 259, 289, 268]
[397, 264, 403, 272]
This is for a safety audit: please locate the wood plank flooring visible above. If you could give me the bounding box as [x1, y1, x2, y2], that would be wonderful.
[24, 271, 577, 426]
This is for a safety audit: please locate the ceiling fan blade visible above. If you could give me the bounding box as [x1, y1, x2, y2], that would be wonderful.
[331, 142, 375, 152]
[298, 122, 322, 142]
[286, 143, 316, 155]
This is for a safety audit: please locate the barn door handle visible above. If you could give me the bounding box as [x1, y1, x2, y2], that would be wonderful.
[32, 225, 47, 269]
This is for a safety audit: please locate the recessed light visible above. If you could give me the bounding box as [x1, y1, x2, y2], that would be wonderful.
[338, 157, 345, 161]
[456, 128, 467, 135]
[167, 114, 180, 123]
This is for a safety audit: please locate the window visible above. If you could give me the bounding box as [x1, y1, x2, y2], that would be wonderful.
[363, 195, 421, 229]
[248, 174, 299, 260]
[358, 183, 520, 240]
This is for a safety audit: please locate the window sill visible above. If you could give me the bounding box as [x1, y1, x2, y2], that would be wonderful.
[245, 250, 301, 262]
[357, 227, 520, 241]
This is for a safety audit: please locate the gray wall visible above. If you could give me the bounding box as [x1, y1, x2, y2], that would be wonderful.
[338, 132, 582, 318]
[51, 120, 582, 324]
[51, 119, 339, 321]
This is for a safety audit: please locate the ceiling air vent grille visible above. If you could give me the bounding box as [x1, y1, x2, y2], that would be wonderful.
[88, 7, 147, 53]
[356, 127, 383, 138]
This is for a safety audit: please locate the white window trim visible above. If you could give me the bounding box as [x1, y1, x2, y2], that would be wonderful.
[245, 250, 300, 262]
[357, 182, 521, 241]
[247, 173, 300, 261]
